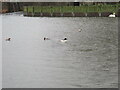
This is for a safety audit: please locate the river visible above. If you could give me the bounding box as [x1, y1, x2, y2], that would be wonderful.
[2, 13, 118, 88]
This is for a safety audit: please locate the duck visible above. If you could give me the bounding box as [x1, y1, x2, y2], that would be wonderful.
[60, 37, 67, 43]
[78, 29, 82, 32]
[44, 37, 50, 40]
[6, 38, 11, 41]
[109, 13, 116, 17]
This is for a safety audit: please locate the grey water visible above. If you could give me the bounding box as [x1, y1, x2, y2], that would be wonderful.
[2, 13, 118, 88]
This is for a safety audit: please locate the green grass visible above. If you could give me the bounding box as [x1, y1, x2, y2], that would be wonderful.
[24, 4, 120, 13]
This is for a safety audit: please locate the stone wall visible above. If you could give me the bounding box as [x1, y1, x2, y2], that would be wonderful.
[24, 12, 120, 17]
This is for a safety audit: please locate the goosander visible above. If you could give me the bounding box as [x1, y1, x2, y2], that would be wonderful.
[6, 38, 11, 41]
[78, 29, 82, 32]
[44, 37, 50, 40]
[60, 37, 67, 43]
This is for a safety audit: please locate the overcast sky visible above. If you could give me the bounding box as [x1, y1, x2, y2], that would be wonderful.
[1, 0, 120, 2]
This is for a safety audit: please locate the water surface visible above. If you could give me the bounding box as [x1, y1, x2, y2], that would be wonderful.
[2, 13, 118, 88]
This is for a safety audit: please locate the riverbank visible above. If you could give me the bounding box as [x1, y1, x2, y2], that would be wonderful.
[24, 5, 120, 17]
[24, 12, 120, 17]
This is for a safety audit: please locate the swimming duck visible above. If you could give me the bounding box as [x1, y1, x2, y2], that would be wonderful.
[109, 13, 116, 17]
[78, 29, 82, 32]
[44, 37, 50, 40]
[6, 38, 11, 41]
[60, 37, 67, 43]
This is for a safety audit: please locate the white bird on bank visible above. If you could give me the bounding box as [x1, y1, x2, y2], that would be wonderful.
[60, 37, 67, 43]
[109, 13, 116, 17]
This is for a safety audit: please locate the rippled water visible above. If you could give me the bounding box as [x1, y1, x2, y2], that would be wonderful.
[2, 13, 118, 88]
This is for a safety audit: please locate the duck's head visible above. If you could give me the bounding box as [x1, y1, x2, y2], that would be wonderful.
[44, 37, 46, 40]
[113, 13, 116, 15]
[64, 37, 67, 40]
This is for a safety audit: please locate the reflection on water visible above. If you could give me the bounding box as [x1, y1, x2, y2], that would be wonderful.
[2, 13, 118, 88]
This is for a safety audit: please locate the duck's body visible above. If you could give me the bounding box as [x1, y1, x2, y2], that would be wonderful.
[109, 13, 116, 17]
[60, 40, 67, 43]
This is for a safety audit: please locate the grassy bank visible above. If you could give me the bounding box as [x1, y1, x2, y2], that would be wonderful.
[24, 4, 120, 13]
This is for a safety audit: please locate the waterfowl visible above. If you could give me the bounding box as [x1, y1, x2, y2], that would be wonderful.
[109, 13, 116, 17]
[60, 37, 67, 43]
[6, 38, 11, 41]
[44, 37, 50, 40]
[78, 29, 82, 32]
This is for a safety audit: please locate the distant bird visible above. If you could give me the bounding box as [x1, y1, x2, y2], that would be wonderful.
[78, 29, 82, 32]
[103, 68, 110, 71]
[109, 13, 116, 17]
[44, 37, 50, 40]
[60, 37, 67, 43]
[6, 38, 11, 41]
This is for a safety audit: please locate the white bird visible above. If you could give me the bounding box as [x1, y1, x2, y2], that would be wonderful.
[78, 29, 82, 32]
[60, 37, 67, 43]
[109, 13, 116, 17]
